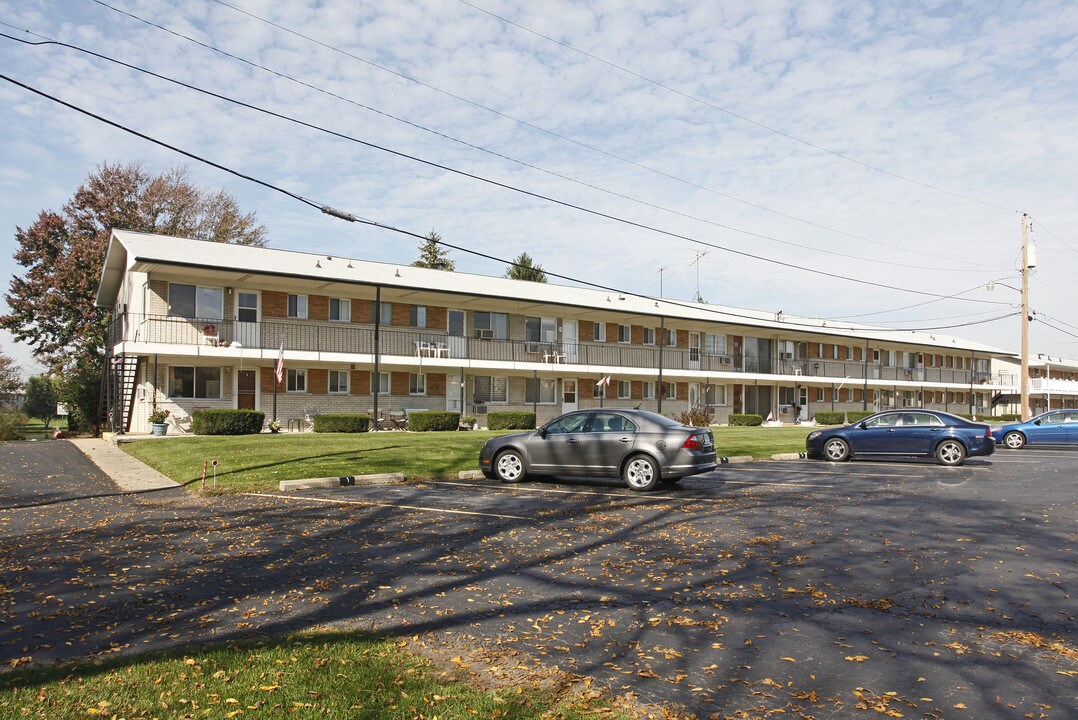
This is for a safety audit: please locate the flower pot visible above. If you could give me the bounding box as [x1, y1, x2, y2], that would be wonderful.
[151, 423, 169, 436]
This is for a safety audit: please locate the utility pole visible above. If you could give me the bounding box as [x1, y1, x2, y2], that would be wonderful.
[1020, 213, 1032, 421]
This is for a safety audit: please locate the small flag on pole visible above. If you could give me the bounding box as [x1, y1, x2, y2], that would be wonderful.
[275, 339, 285, 384]
[595, 375, 611, 388]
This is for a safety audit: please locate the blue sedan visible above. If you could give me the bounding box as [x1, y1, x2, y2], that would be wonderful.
[806, 410, 995, 466]
[991, 410, 1078, 449]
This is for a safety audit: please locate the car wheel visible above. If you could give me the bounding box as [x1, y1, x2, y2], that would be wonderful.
[1003, 431, 1026, 450]
[494, 449, 527, 483]
[623, 454, 660, 492]
[823, 438, 850, 462]
[935, 439, 966, 466]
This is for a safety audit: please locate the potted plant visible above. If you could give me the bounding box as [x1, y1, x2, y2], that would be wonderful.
[268, 418, 281, 434]
[459, 414, 477, 430]
[202, 323, 217, 336]
[149, 407, 170, 436]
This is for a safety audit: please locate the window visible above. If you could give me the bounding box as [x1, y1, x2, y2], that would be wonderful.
[864, 413, 900, 428]
[372, 301, 392, 325]
[662, 382, 677, 398]
[642, 381, 656, 399]
[666, 329, 677, 347]
[617, 381, 631, 399]
[409, 373, 426, 396]
[329, 298, 351, 322]
[286, 368, 306, 392]
[705, 384, 728, 406]
[592, 380, 606, 398]
[474, 312, 509, 340]
[168, 284, 223, 320]
[474, 376, 508, 403]
[643, 328, 656, 345]
[329, 370, 349, 393]
[816, 387, 825, 402]
[779, 386, 796, 405]
[545, 413, 589, 434]
[590, 413, 637, 433]
[410, 305, 427, 328]
[370, 371, 390, 394]
[287, 294, 308, 319]
[525, 316, 557, 347]
[832, 344, 840, 359]
[618, 324, 631, 343]
[525, 377, 556, 403]
[168, 366, 222, 399]
[705, 333, 727, 356]
[846, 346, 854, 360]
[594, 322, 606, 342]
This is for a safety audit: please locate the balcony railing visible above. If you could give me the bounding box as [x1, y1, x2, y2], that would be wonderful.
[108, 313, 989, 385]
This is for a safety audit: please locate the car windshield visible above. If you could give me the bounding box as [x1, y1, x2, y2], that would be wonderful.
[544, 413, 589, 434]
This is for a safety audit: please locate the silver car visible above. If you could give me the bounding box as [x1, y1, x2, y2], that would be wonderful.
[478, 409, 718, 491]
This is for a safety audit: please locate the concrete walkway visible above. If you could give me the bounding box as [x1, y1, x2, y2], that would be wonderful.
[68, 437, 180, 492]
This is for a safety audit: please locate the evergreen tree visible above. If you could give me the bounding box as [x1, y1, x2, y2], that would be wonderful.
[505, 252, 548, 283]
[410, 230, 455, 271]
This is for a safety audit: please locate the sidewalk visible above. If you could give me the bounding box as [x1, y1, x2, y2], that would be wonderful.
[68, 437, 180, 492]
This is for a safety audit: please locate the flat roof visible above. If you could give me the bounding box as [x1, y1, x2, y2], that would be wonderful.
[98, 228, 1015, 356]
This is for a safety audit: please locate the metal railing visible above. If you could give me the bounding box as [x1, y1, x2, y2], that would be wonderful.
[108, 313, 989, 385]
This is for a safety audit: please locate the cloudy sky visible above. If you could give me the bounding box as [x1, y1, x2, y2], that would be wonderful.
[1, 0, 1076, 377]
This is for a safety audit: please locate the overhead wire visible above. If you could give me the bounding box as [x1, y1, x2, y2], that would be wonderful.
[135, 0, 1017, 271]
[456, 0, 1019, 214]
[0, 36, 1017, 307]
[0, 70, 1024, 338]
[68, 5, 995, 273]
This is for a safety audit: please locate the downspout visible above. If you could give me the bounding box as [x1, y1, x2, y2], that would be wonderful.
[657, 316, 665, 414]
[373, 287, 381, 429]
[862, 339, 869, 410]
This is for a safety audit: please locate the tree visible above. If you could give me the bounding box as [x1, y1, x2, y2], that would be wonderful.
[505, 252, 548, 283]
[23, 375, 57, 429]
[411, 230, 455, 271]
[0, 347, 21, 398]
[1, 162, 268, 370]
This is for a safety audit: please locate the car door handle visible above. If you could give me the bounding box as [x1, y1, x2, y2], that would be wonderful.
[888, 428, 897, 432]
[619, 437, 632, 443]
[567, 438, 580, 444]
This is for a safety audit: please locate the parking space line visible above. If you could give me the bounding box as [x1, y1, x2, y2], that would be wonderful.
[717, 479, 835, 488]
[434, 480, 832, 495]
[245, 492, 528, 520]
[712, 465, 926, 479]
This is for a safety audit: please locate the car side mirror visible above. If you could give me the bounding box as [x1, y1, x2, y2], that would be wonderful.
[537, 427, 548, 439]
[857, 422, 867, 429]
[1033, 420, 1041, 426]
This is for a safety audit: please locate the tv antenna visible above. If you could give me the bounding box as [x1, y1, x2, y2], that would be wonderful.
[657, 265, 670, 297]
[690, 250, 709, 303]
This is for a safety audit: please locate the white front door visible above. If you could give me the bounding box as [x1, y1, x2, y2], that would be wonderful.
[688, 382, 701, 409]
[689, 332, 701, 370]
[235, 291, 260, 348]
[446, 372, 463, 412]
[562, 379, 578, 413]
[448, 310, 467, 359]
[562, 320, 579, 363]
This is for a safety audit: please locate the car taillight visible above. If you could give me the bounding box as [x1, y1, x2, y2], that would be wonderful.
[681, 434, 701, 450]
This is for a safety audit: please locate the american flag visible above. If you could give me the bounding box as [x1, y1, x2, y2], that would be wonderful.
[274, 339, 285, 384]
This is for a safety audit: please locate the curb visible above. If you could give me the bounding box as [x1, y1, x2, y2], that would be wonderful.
[458, 470, 486, 480]
[771, 452, 807, 461]
[719, 456, 753, 464]
[280, 472, 406, 491]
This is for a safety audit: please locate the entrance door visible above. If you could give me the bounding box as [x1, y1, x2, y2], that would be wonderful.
[562, 379, 578, 413]
[237, 369, 257, 410]
[448, 310, 467, 359]
[562, 320, 579, 363]
[689, 332, 701, 370]
[798, 387, 808, 422]
[235, 291, 260, 348]
[446, 372, 463, 413]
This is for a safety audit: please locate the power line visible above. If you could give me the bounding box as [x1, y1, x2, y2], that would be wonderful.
[1027, 213, 1078, 256]
[66, 6, 997, 274]
[0, 70, 1020, 339]
[0, 36, 1016, 307]
[139, 0, 1015, 271]
[456, 0, 1019, 214]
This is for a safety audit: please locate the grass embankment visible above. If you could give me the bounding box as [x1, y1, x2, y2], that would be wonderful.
[122, 425, 816, 494]
[0, 630, 624, 720]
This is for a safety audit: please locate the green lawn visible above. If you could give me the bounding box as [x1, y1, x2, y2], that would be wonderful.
[0, 630, 625, 720]
[122, 425, 818, 494]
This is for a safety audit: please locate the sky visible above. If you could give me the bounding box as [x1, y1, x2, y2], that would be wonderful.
[1, 0, 1076, 379]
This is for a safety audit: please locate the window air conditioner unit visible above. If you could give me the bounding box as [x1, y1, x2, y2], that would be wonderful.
[476, 329, 494, 340]
[525, 342, 541, 354]
[719, 356, 732, 365]
[780, 352, 794, 360]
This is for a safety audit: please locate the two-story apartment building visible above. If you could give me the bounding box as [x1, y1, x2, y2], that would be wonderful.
[991, 354, 1078, 415]
[96, 229, 1015, 432]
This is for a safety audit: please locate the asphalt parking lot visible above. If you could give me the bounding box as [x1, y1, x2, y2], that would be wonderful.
[1, 441, 1075, 719]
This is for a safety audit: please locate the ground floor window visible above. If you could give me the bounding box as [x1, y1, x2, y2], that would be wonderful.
[705, 384, 728, 406]
[371, 371, 390, 394]
[642, 381, 656, 400]
[410, 373, 427, 395]
[474, 376, 508, 403]
[169, 366, 222, 399]
[617, 381, 631, 399]
[525, 377, 556, 403]
[329, 370, 349, 393]
[286, 369, 306, 393]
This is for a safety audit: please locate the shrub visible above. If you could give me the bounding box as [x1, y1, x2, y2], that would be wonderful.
[845, 410, 876, 423]
[812, 411, 846, 425]
[488, 411, 536, 431]
[676, 405, 713, 427]
[0, 409, 26, 440]
[728, 413, 763, 426]
[407, 411, 460, 432]
[313, 414, 369, 433]
[191, 409, 265, 435]
[998, 414, 1021, 422]
[459, 414, 477, 428]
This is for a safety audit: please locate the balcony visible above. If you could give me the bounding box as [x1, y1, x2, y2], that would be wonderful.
[107, 313, 988, 385]
[1029, 378, 1078, 396]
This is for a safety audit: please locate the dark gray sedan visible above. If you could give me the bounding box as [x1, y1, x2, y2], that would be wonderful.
[478, 409, 717, 491]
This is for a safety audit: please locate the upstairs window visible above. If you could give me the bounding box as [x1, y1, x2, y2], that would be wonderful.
[169, 284, 223, 320]
[329, 298, 351, 322]
[474, 312, 509, 340]
[593, 322, 607, 342]
[618, 325, 631, 343]
[410, 305, 427, 328]
[287, 294, 308, 319]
